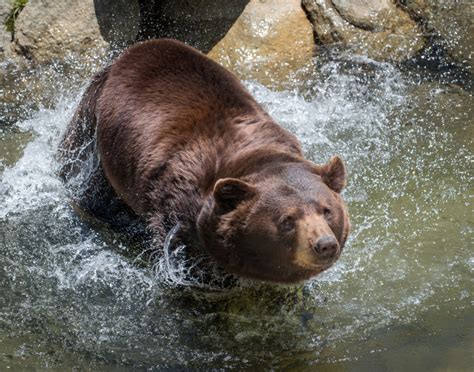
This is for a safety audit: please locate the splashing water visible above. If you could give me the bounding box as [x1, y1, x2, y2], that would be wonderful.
[0, 54, 472, 369]
[148, 224, 234, 290]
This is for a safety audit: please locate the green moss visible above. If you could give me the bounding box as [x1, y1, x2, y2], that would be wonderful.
[5, 0, 29, 38]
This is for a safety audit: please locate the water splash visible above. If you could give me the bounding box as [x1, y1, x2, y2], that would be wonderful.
[146, 223, 238, 290]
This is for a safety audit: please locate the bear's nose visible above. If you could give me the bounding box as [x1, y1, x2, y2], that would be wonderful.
[314, 236, 339, 259]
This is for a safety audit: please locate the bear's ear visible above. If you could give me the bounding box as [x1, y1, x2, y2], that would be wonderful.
[316, 156, 347, 193]
[213, 178, 257, 212]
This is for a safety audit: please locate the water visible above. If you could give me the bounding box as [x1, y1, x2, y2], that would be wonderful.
[0, 54, 472, 369]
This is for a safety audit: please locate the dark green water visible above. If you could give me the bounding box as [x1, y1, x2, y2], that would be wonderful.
[0, 55, 472, 370]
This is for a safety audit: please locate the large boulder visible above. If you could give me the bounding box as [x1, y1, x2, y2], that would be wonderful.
[208, 0, 314, 87]
[94, 0, 140, 50]
[1, 0, 118, 126]
[9, 0, 248, 62]
[138, 0, 249, 53]
[14, 0, 109, 64]
[302, 0, 425, 62]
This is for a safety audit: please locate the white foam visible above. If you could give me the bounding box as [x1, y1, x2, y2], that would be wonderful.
[1, 96, 77, 218]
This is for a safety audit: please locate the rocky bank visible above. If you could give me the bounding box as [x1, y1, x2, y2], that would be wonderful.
[0, 0, 472, 86]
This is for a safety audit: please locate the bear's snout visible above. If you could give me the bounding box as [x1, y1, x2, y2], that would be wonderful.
[313, 235, 339, 260]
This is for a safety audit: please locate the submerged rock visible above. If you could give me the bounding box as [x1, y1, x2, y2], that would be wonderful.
[207, 0, 314, 87]
[302, 0, 425, 62]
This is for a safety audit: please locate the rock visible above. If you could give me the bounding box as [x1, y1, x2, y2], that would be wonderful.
[0, 0, 8, 20]
[94, 0, 140, 50]
[1, 0, 116, 125]
[302, 0, 425, 62]
[138, 0, 249, 53]
[208, 0, 314, 87]
[14, 0, 109, 64]
[0, 0, 13, 60]
[396, 0, 430, 20]
[398, 0, 473, 74]
[331, 0, 392, 31]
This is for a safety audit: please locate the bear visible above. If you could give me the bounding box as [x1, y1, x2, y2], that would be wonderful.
[58, 39, 350, 284]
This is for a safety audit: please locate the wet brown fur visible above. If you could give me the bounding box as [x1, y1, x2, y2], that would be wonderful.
[58, 39, 350, 283]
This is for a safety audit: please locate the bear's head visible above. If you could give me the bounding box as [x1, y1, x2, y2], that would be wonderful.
[197, 156, 350, 283]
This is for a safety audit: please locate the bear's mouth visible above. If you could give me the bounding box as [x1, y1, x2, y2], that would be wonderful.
[292, 244, 341, 270]
[292, 258, 336, 271]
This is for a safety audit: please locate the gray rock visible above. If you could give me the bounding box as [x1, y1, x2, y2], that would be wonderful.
[331, 0, 392, 31]
[94, 0, 140, 50]
[0, 0, 9, 27]
[302, 0, 425, 62]
[14, 0, 109, 64]
[0, 0, 13, 60]
[1, 0, 113, 125]
[138, 0, 249, 53]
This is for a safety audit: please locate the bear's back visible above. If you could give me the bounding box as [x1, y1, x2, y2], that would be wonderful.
[99, 39, 260, 124]
[95, 39, 301, 217]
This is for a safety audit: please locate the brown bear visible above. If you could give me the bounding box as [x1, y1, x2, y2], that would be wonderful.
[58, 39, 350, 283]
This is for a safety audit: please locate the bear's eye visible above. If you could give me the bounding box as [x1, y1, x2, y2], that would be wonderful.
[323, 208, 332, 219]
[280, 215, 296, 232]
